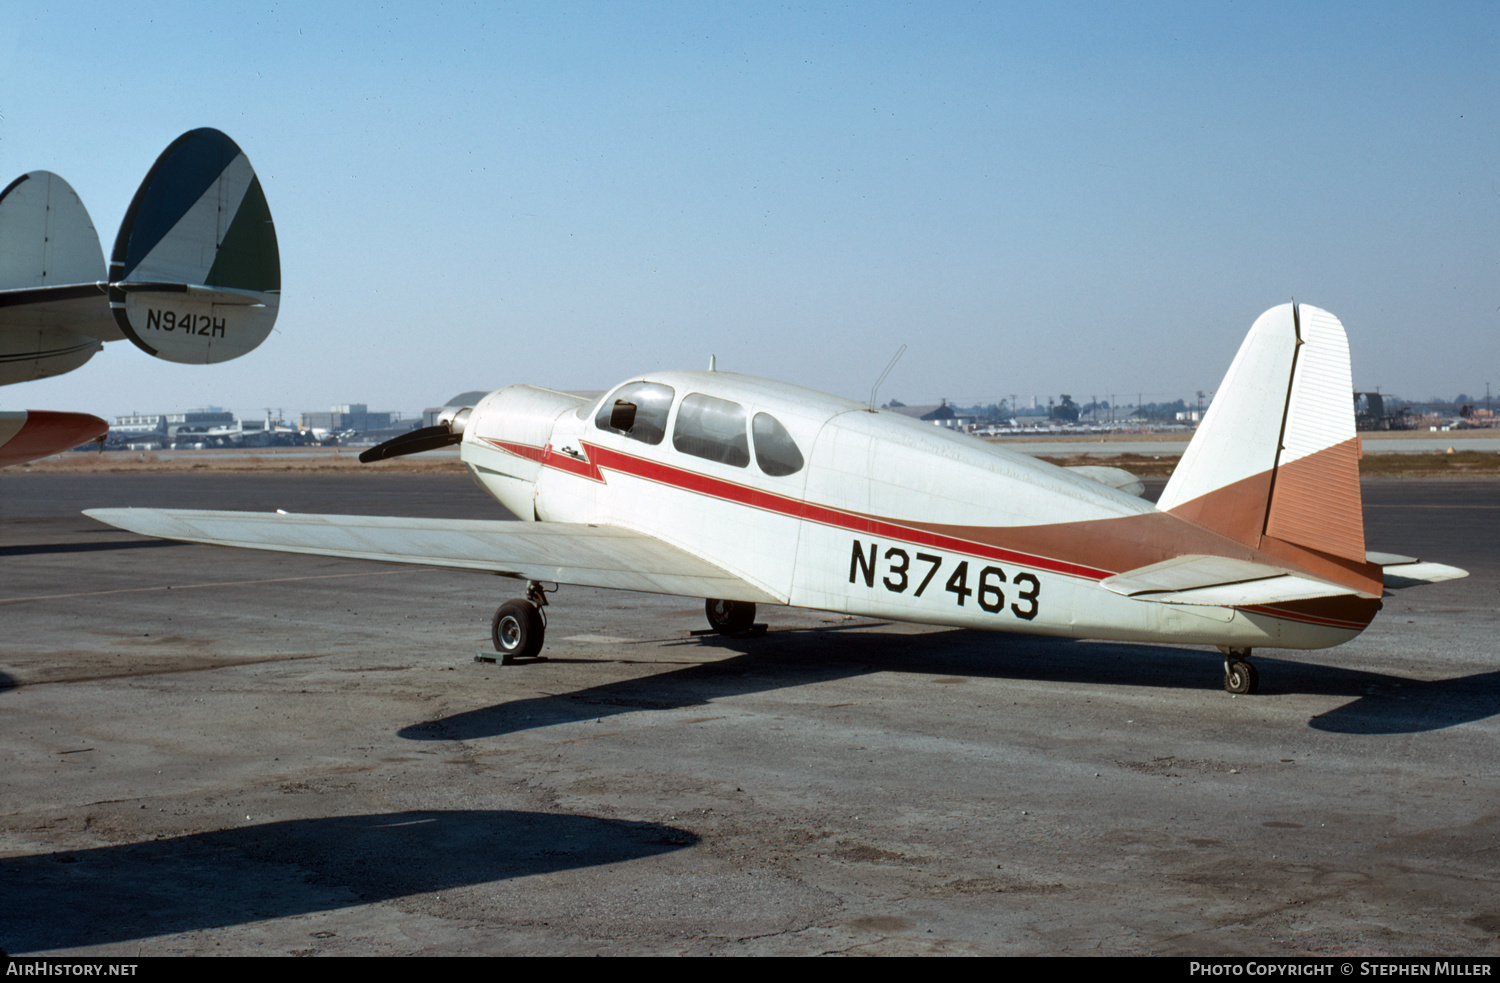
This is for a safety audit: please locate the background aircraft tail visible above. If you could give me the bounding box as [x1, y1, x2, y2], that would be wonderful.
[0, 171, 107, 290]
[1157, 303, 1371, 574]
[0, 172, 113, 384]
[109, 128, 280, 365]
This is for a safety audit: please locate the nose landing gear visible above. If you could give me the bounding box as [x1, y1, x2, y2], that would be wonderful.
[705, 597, 757, 635]
[483, 581, 550, 664]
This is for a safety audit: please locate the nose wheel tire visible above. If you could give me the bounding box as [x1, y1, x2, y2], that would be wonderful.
[705, 598, 756, 634]
[493, 599, 546, 662]
[1223, 658, 1259, 695]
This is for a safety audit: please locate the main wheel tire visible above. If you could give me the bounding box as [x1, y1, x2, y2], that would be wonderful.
[492, 599, 545, 661]
[705, 598, 756, 634]
[1224, 659, 1259, 695]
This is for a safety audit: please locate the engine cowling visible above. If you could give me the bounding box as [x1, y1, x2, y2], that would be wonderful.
[460, 385, 592, 520]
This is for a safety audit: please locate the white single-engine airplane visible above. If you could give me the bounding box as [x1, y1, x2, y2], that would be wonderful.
[89, 303, 1465, 693]
[0, 128, 279, 466]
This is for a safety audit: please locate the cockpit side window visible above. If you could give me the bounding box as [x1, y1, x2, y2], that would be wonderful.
[595, 382, 674, 445]
[752, 412, 804, 476]
[672, 393, 749, 467]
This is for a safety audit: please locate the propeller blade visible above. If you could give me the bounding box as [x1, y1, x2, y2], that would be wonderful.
[358, 426, 462, 463]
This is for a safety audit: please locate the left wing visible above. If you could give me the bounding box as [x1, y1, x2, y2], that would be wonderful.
[85, 508, 782, 604]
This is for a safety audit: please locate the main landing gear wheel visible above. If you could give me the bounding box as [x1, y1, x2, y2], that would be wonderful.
[705, 598, 756, 634]
[492, 598, 545, 663]
[1223, 656, 1259, 695]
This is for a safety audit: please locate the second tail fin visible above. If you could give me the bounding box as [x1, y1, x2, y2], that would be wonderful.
[109, 128, 280, 365]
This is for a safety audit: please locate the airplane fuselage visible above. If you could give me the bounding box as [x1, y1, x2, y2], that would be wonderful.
[459, 371, 1377, 651]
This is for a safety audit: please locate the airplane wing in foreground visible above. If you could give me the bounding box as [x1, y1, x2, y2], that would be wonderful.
[84, 508, 781, 604]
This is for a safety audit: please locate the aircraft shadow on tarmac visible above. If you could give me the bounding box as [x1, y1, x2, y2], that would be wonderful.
[397, 625, 1500, 741]
[0, 538, 186, 558]
[0, 809, 697, 954]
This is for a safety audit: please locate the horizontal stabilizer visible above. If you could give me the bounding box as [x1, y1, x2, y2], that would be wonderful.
[1102, 553, 1377, 606]
[110, 128, 280, 365]
[1367, 551, 1469, 590]
[84, 508, 782, 604]
[1064, 465, 1145, 497]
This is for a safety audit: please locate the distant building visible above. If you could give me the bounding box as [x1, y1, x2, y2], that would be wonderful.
[115, 410, 234, 437]
[300, 403, 394, 434]
[885, 399, 973, 429]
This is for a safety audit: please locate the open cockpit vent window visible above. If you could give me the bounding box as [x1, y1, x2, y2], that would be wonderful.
[595, 382, 673, 445]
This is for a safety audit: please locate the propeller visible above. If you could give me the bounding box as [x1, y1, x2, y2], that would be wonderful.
[358, 425, 460, 463]
[359, 406, 472, 464]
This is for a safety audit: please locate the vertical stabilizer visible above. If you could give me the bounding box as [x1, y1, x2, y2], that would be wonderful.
[109, 128, 280, 365]
[0, 171, 106, 289]
[1158, 303, 1368, 572]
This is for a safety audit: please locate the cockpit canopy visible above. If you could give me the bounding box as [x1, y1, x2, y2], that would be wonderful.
[595, 381, 805, 477]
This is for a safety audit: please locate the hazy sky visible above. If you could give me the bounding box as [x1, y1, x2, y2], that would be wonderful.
[3, 2, 1496, 419]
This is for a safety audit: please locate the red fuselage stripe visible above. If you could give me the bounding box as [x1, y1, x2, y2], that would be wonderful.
[481, 436, 1359, 629]
[484, 436, 1117, 579]
[1239, 604, 1370, 630]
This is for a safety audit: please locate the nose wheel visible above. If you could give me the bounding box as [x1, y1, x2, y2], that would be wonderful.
[1221, 649, 1259, 695]
[484, 581, 550, 664]
[705, 598, 757, 634]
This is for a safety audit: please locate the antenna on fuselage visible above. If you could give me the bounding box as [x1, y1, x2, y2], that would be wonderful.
[709, 354, 717, 371]
[868, 344, 906, 411]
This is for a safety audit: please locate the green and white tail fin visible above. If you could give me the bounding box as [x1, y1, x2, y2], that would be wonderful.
[109, 128, 280, 364]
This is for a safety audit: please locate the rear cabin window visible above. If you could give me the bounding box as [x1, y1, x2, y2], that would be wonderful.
[752, 412, 804, 476]
[672, 393, 749, 467]
[595, 382, 674, 445]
